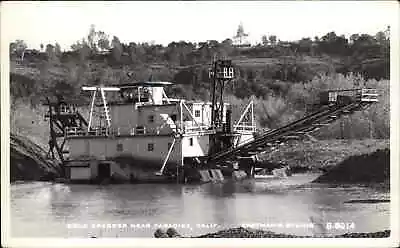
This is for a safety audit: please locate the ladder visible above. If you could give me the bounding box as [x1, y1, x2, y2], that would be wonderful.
[100, 88, 112, 128]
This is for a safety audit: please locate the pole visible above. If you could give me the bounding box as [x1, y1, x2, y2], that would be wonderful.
[180, 101, 183, 132]
[219, 80, 225, 126]
[157, 138, 176, 175]
[210, 60, 217, 128]
[251, 100, 255, 132]
[88, 90, 97, 132]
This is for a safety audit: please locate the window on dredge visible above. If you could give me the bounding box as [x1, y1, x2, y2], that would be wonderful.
[148, 115, 154, 123]
[194, 110, 201, 117]
[117, 143, 123, 152]
[148, 143, 154, 152]
[189, 138, 193, 146]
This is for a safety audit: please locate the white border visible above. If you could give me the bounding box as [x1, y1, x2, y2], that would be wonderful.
[1, 1, 399, 248]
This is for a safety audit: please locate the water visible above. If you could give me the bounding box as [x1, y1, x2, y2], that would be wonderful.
[10, 173, 390, 238]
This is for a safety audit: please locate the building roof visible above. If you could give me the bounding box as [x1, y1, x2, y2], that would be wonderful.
[116, 81, 173, 88]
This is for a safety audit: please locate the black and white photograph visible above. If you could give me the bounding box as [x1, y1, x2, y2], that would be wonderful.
[1, 1, 399, 247]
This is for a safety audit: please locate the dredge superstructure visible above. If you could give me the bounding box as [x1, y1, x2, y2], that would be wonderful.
[43, 59, 378, 183]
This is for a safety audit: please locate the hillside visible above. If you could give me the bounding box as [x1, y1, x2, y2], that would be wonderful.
[8, 27, 390, 182]
[9, 27, 389, 106]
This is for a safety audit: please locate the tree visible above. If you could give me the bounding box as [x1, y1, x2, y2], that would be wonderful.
[356, 34, 376, 46]
[322, 32, 338, 42]
[220, 38, 234, 57]
[70, 39, 91, 62]
[71, 40, 83, 52]
[97, 31, 110, 51]
[375, 31, 387, 45]
[10, 40, 27, 60]
[268, 35, 277, 46]
[350, 34, 360, 44]
[299, 37, 313, 54]
[111, 36, 123, 63]
[261, 35, 269, 46]
[128, 42, 138, 63]
[55, 43, 62, 57]
[222, 38, 233, 47]
[45, 44, 55, 61]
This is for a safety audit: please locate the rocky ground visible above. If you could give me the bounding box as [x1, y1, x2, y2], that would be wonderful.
[153, 227, 390, 238]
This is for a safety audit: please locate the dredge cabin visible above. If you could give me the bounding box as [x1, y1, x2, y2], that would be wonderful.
[60, 81, 255, 183]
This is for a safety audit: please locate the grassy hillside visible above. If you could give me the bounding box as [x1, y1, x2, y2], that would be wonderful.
[10, 53, 390, 145]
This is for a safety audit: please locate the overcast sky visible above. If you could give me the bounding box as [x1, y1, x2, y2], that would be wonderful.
[1, 1, 397, 51]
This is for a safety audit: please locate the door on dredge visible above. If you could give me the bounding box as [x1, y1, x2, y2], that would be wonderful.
[97, 163, 111, 181]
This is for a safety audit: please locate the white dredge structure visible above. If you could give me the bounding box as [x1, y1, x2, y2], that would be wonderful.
[43, 59, 378, 184]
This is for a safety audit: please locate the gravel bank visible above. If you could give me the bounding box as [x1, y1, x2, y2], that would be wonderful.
[313, 148, 389, 185]
[257, 139, 389, 171]
[10, 133, 62, 182]
[154, 227, 390, 238]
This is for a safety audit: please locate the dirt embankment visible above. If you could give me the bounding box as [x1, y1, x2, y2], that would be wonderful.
[10, 133, 63, 182]
[257, 139, 389, 171]
[256, 139, 390, 186]
[313, 148, 389, 185]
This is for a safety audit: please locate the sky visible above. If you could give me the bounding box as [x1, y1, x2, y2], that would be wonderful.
[1, 1, 398, 51]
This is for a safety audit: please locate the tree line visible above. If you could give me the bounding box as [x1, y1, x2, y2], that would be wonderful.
[10, 24, 389, 79]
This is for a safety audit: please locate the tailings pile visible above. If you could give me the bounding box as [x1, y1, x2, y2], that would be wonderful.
[313, 148, 389, 185]
[10, 133, 62, 182]
[193, 227, 390, 238]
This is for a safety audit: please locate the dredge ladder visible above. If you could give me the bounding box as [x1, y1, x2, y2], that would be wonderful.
[207, 88, 378, 162]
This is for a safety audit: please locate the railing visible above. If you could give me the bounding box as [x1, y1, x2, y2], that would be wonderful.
[65, 126, 151, 137]
[322, 88, 378, 104]
[66, 127, 112, 137]
[66, 127, 86, 136]
[361, 89, 379, 102]
[58, 104, 77, 114]
[234, 124, 256, 133]
[184, 125, 209, 133]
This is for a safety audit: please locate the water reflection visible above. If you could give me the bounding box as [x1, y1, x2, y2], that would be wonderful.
[10, 175, 390, 238]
